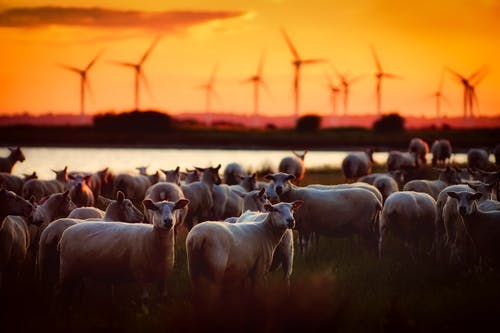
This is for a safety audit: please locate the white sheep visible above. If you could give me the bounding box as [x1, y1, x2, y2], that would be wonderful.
[379, 191, 436, 259]
[403, 166, 461, 200]
[113, 170, 161, 208]
[68, 174, 95, 207]
[230, 188, 267, 214]
[341, 149, 374, 182]
[22, 166, 69, 202]
[223, 162, 244, 185]
[229, 173, 257, 193]
[266, 173, 382, 254]
[1, 191, 74, 287]
[431, 139, 452, 166]
[186, 200, 302, 302]
[0, 171, 37, 195]
[144, 181, 187, 227]
[467, 148, 490, 170]
[0, 188, 34, 222]
[278, 151, 307, 185]
[181, 165, 221, 230]
[67, 207, 105, 219]
[387, 151, 418, 171]
[408, 137, 429, 165]
[0, 146, 25, 173]
[182, 169, 201, 184]
[446, 191, 500, 265]
[161, 166, 181, 185]
[212, 184, 243, 220]
[37, 191, 144, 292]
[58, 198, 189, 309]
[372, 175, 399, 203]
[307, 182, 384, 205]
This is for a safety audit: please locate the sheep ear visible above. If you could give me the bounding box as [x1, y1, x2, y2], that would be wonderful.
[116, 191, 125, 203]
[264, 203, 274, 212]
[83, 175, 92, 182]
[143, 199, 158, 211]
[258, 187, 265, 197]
[447, 192, 459, 200]
[62, 190, 70, 198]
[264, 174, 274, 181]
[194, 166, 205, 172]
[292, 200, 304, 211]
[215, 164, 221, 171]
[175, 166, 180, 173]
[29, 195, 37, 205]
[472, 192, 483, 201]
[286, 174, 296, 181]
[251, 173, 256, 179]
[231, 189, 245, 198]
[174, 199, 190, 210]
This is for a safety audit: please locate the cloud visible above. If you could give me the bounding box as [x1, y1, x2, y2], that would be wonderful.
[0, 6, 247, 31]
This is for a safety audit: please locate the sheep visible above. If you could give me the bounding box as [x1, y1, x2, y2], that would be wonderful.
[22, 166, 69, 202]
[230, 188, 267, 214]
[83, 167, 113, 200]
[278, 151, 307, 184]
[266, 173, 382, 254]
[68, 174, 95, 208]
[144, 182, 187, 227]
[182, 169, 201, 184]
[113, 170, 161, 208]
[186, 200, 302, 302]
[181, 165, 222, 230]
[307, 182, 384, 205]
[408, 137, 429, 165]
[1, 191, 74, 287]
[212, 184, 243, 220]
[223, 162, 244, 185]
[161, 166, 181, 185]
[378, 191, 436, 260]
[373, 175, 399, 203]
[0, 188, 34, 222]
[403, 166, 461, 200]
[446, 191, 500, 265]
[0, 146, 25, 173]
[37, 191, 143, 293]
[494, 144, 500, 166]
[467, 148, 490, 170]
[0, 171, 37, 195]
[387, 151, 419, 171]
[67, 207, 105, 219]
[229, 173, 257, 193]
[431, 139, 452, 166]
[58, 198, 189, 310]
[341, 149, 374, 183]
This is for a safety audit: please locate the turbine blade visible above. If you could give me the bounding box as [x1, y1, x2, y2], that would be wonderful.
[58, 63, 82, 74]
[85, 49, 104, 71]
[281, 29, 300, 60]
[467, 65, 488, 81]
[209, 63, 218, 85]
[370, 45, 382, 73]
[445, 67, 466, 81]
[140, 36, 161, 65]
[260, 79, 274, 102]
[301, 58, 328, 65]
[241, 77, 254, 84]
[470, 66, 489, 86]
[349, 74, 365, 84]
[257, 49, 266, 76]
[140, 71, 154, 101]
[383, 73, 403, 79]
[471, 89, 480, 116]
[84, 77, 95, 106]
[109, 60, 136, 68]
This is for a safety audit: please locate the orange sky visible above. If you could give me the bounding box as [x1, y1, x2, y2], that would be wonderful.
[1, 0, 499, 121]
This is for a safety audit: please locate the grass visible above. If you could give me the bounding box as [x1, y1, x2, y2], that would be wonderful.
[1, 166, 500, 333]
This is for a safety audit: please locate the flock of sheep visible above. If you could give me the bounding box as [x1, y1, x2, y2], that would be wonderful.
[0, 141, 499, 315]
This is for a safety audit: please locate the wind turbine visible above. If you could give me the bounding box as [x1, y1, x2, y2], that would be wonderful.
[199, 63, 219, 127]
[371, 45, 402, 116]
[446, 66, 488, 119]
[58, 50, 103, 124]
[335, 70, 364, 121]
[282, 29, 327, 122]
[324, 70, 341, 127]
[242, 50, 270, 128]
[110, 38, 160, 111]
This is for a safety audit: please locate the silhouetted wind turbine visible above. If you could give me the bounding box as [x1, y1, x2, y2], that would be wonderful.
[446, 66, 488, 119]
[324, 71, 341, 126]
[335, 70, 364, 120]
[110, 38, 160, 111]
[371, 45, 402, 116]
[58, 50, 103, 123]
[199, 63, 219, 127]
[242, 50, 270, 128]
[432, 70, 449, 127]
[282, 29, 327, 122]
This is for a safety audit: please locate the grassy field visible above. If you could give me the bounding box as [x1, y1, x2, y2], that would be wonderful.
[1, 166, 500, 333]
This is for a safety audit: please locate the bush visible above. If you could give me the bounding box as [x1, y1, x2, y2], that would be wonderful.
[296, 114, 321, 132]
[94, 110, 174, 132]
[373, 113, 405, 133]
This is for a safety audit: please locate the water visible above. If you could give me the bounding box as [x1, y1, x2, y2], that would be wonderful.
[9, 147, 470, 179]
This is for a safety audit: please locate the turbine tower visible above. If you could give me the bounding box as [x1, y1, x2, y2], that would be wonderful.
[336, 70, 364, 123]
[432, 70, 447, 127]
[58, 50, 103, 124]
[199, 63, 219, 127]
[371, 45, 401, 116]
[325, 71, 341, 127]
[282, 29, 327, 122]
[242, 50, 270, 128]
[111, 38, 160, 111]
[447, 66, 488, 120]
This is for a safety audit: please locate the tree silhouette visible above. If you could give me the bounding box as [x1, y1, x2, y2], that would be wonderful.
[94, 110, 174, 132]
[296, 114, 321, 132]
[373, 113, 405, 133]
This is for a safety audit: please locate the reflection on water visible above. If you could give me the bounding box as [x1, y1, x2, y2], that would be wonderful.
[11, 147, 469, 179]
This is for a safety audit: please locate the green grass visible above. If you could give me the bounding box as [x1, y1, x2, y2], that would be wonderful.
[2, 166, 500, 333]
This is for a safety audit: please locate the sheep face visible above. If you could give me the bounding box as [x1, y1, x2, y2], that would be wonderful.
[264, 200, 303, 229]
[111, 191, 144, 223]
[9, 146, 25, 163]
[264, 173, 295, 203]
[143, 199, 190, 230]
[162, 167, 181, 185]
[196, 164, 222, 185]
[32, 190, 76, 225]
[0, 188, 34, 218]
[447, 191, 482, 217]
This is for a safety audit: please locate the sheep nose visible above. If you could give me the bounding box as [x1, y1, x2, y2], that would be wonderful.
[163, 218, 173, 227]
[459, 206, 467, 216]
[286, 218, 295, 228]
[276, 186, 282, 194]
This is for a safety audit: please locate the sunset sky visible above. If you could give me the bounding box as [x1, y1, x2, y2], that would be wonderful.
[1, 0, 499, 121]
